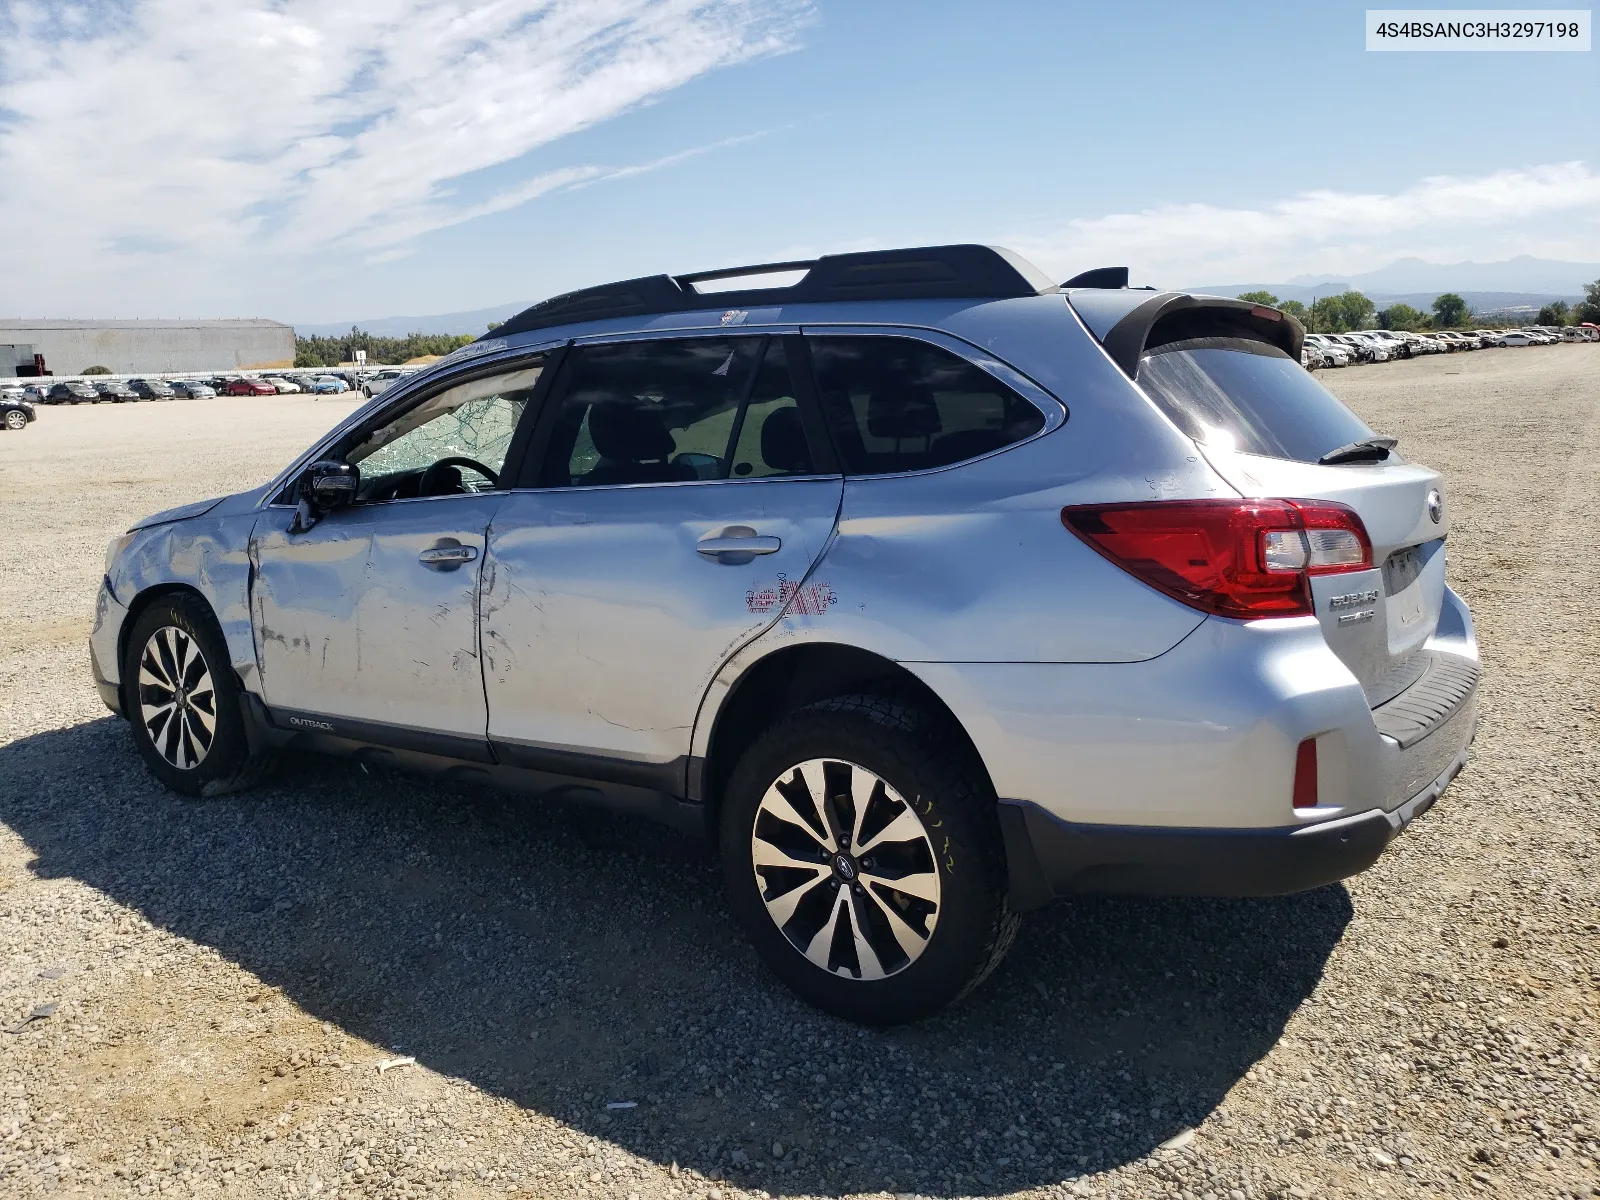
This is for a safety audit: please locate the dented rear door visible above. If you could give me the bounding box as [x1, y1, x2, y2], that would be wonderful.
[480, 332, 841, 785]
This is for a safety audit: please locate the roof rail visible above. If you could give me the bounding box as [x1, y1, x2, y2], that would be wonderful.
[491, 244, 1057, 339]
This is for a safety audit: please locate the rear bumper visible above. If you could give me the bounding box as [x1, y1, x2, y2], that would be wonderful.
[1001, 712, 1474, 908]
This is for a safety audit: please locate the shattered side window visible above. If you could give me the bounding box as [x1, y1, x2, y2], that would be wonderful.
[346, 361, 544, 495]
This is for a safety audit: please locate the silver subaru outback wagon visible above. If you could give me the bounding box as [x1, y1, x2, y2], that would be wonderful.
[91, 245, 1478, 1024]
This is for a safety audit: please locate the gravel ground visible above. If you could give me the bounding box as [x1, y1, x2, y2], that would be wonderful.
[1, 349, 1597, 1200]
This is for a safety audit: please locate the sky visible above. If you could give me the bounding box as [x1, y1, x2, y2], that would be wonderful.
[1, 0, 1597, 324]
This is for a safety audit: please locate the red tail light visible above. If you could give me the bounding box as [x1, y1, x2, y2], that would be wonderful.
[1060, 498, 1371, 619]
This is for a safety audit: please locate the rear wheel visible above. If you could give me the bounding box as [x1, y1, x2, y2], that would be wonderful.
[721, 694, 1018, 1024]
[122, 594, 274, 796]
[4, 410, 25, 430]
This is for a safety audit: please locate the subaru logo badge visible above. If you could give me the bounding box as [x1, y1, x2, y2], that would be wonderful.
[1426, 489, 1443, 524]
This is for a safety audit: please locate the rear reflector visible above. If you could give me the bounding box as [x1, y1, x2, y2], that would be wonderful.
[1293, 738, 1319, 809]
[1060, 498, 1372, 619]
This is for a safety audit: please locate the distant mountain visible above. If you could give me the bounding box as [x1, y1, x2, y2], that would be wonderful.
[1286, 255, 1600, 295]
[1193, 285, 1583, 315]
[1192, 256, 1597, 310]
[299, 255, 1600, 336]
[293, 301, 528, 339]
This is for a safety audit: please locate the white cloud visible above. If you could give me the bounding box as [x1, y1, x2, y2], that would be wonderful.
[0, 0, 807, 310]
[1011, 162, 1600, 286]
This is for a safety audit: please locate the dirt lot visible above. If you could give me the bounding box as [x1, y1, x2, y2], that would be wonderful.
[1, 348, 1597, 1200]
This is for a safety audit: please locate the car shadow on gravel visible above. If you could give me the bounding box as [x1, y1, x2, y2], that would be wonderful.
[1, 717, 1351, 1197]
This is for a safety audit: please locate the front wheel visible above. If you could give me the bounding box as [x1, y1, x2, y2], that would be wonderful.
[122, 594, 274, 797]
[721, 694, 1018, 1024]
[4, 410, 25, 430]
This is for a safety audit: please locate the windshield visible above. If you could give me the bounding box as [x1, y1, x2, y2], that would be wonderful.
[1136, 336, 1377, 463]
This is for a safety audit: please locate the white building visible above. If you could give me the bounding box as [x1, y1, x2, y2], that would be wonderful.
[0, 319, 294, 376]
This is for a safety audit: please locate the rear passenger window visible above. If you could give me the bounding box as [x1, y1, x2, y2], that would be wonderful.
[806, 337, 1045, 475]
[535, 336, 816, 488]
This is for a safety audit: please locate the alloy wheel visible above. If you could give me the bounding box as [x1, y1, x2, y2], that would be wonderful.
[4, 410, 25, 430]
[137, 625, 217, 769]
[750, 759, 941, 981]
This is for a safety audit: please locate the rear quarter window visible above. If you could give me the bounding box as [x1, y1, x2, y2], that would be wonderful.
[806, 335, 1045, 475]
[1135, 336, 1376, 463]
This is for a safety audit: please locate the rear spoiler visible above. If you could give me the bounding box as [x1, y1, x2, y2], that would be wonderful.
[1068, 289, 1305, 378]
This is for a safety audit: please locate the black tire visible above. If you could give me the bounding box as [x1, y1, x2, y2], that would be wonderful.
[720, 694, 1019, 1025]
[121, 594, 274, 797]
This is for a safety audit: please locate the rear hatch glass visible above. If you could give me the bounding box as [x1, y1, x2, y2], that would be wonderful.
[1136, 337, 1376, 462]
[1138, 336, 1447, 705]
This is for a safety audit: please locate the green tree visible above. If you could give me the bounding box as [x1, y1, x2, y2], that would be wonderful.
[487, 320, 504, 332]
[1308, 291, 1374, 333]
[294, 327, 476, 368]
[82, 364, 112, 375]
[1379, 303, 1424, 331]
[1432, 292, 1469, 328]
[1278, 299, 1308, 323]
[1576, 279, 1600, 325]
[1236, 290, 1280, 306]
[1333, 290, 1375, 331]
[1535, 300, 1570, 326]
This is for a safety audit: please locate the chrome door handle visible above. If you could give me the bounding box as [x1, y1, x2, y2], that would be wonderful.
[697, 526, 781, 564]
[418, 542, 478, 568]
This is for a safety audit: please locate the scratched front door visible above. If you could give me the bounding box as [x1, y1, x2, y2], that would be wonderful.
[250, 492, 502, 747]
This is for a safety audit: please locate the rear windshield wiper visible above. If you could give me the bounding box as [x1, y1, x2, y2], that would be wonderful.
[1319, 435, 1398, 465]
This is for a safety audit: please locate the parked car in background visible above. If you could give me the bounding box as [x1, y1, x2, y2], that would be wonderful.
[0, 384, 25, 401]
[309, 375, 350, 394]
[222, 377, 277, 396]
[1, 396, 36, 430]
[93, 243, 1479, 1023]
[94, 381, 140, 403]
[264, 377, 302, 394]
[1345, 333, 1393, 362]
[46, 381, 100, 404]
[170, 380, 217, 399]
[128, 378, 176, 400]
[1324, 335, 1373, 363]
[360, 368, 406, 397]
[1520, 328, 1557, 345]
[1496, 331, 1535, 347]
[1302, 335, 1350, 367]
[1362, 331, 1412, 358]
[1560, 327, 1586, 342]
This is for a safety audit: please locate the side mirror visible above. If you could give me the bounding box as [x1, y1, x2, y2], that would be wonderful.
[289, 460, 358, 534]
[303, 459, 359, 509]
